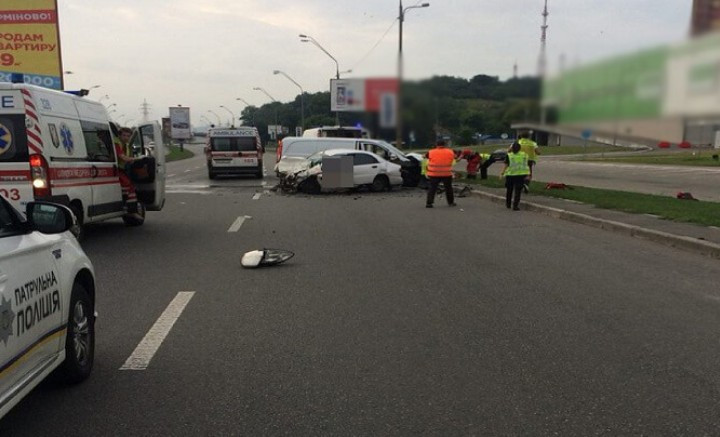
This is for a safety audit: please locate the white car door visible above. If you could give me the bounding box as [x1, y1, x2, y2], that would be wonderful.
[130, 123, 165, 211]
[351, 153, 380, 185]
[0, 200, 64, 400]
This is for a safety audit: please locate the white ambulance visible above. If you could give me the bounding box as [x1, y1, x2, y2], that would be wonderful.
[0, 83, 165, 236]
[204, 127, 263, 179]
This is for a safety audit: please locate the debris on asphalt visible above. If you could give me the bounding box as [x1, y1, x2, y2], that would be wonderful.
[546, 182, 570, 190]
[241, 249, 295, 268]
[676, 192, 699, 201]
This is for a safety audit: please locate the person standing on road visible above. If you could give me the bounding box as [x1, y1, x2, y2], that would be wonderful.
[500, 142, 530, 211]
[518, 131, 540, 190]
[426, 140, 457, 208]
[115, 127, 140, 215]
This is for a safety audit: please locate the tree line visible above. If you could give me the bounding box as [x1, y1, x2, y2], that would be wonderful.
[240, 74, 541, 147]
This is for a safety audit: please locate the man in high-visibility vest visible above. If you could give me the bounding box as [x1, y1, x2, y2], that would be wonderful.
[500, 142, 531, 210]
[518, 131, 540, 191]
[115, 127, 139, 214]
[426, 139, 457, 208]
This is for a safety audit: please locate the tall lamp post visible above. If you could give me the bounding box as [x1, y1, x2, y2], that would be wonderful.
[219, 105, 236, 127]
[253, 87, 279, 140]
[274, 69, 305, 133]
[236, 97, 255, 126]
[397, 1, 430, 149]
[299, 34, 342, 126]
[207, 110, 222, 126]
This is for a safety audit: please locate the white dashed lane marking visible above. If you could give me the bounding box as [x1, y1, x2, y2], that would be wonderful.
[119, 291, 195, 371]
[252, 193, 262, 200]
[227, 215, 252, 232]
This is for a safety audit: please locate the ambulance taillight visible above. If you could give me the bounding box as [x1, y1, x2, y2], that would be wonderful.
[29, 154, 51, 198]
[276, 139, 283, 162]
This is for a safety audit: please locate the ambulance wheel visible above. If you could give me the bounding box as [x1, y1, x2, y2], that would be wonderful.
[69, 203, 84, 241]
[371, 175, 390, 192]
[208, 166, 216, 180]
[122, 202, 146, 227]
[254, 163, 263, 179]
[57, 281, 95, 384]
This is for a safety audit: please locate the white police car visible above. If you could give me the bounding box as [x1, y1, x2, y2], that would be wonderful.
[0, 197, 95, 419]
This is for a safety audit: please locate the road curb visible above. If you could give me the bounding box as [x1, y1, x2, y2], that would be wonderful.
[470, 189, 720, 259]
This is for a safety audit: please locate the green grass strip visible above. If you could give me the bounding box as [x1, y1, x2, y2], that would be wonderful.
[461, 177, 720, 227]
[166, 145, 194, 162]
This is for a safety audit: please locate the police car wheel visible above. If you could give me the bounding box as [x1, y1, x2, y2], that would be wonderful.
[122, 202, 146, 227]
[58, 282, 94, 384]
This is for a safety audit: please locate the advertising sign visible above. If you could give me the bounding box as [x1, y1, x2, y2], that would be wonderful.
[331, 78, 399, 112]
[169, 106, 191, 140]
[692, 0, 720, 36]
[331, 79, 365, 112]
[0, 0, 63, 90]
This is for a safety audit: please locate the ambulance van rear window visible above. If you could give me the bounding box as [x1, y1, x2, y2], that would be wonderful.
[211, 137, 257, 152]
[0, 115, 28, 162]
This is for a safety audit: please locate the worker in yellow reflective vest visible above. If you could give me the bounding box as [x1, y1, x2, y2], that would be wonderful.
[426, 139, 457, 208]
[500, 142, 530, 210]
[418, 153, 430, 189]
[518, 131, 539, 191]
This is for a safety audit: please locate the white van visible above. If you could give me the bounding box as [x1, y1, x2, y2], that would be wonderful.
[204, 127, 263, 179]
[302, 126, 369, 139]
[0, 83, 165, 235]
[275, 137, 421, 186]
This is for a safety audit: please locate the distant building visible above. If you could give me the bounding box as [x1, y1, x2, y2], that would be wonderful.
[540, 31, 720, 147]
[691, 0, 720, 37]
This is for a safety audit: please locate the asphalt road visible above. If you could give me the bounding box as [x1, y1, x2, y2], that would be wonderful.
[3, 146, 720, 435]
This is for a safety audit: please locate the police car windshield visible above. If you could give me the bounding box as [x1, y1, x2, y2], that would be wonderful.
[211, 137, 256, 152]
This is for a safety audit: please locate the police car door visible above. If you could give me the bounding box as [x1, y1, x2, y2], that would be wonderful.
[130, 122, 165, 211]
[0, 199, 64, 397]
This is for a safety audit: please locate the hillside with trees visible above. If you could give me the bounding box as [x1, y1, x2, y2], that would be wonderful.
[239, 74, 540, 147]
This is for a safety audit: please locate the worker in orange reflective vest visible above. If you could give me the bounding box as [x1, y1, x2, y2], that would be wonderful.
[426, 139, 457, 208]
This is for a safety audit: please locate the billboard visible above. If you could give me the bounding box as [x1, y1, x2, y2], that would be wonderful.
[691, 0, 720, 37]
[169, 107, 191, 140]
[330, 78, 399, 112]
[0, 0, 63, 90]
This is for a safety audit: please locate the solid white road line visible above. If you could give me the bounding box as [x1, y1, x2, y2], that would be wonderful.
[252, 193, 262, 200]
[227, 215, 251, 232]
[119, 291, 195, 371]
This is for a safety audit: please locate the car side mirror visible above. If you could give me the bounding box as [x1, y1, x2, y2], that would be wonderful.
[25, 202, 75, 234]
[389, 153, 398, 161]
[241, 249, 294, 268]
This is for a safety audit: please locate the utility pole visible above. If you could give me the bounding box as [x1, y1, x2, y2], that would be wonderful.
[397, 1, 430, 149]
[538, 0, 549, 127]
[140, 99, 151, 123]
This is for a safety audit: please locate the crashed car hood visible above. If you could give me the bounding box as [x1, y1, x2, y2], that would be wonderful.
[276, 156, 312, 174]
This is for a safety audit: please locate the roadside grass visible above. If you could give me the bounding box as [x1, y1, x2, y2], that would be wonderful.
[408, 144, 632, 156]
[580, 150, 720, 167]
[166, 145, 194, 162]
[460, 176, 720, 227]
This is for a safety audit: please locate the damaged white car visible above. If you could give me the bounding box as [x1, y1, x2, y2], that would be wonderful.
[280, 149, 404, 194]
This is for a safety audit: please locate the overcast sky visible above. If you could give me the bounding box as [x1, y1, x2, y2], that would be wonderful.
[57, 0, 692, 125]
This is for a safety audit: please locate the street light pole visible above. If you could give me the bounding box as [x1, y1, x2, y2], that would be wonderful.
[253, 87, 279, 140]
[207, 110, 221, 126]
[219, 106, 236, 127]
[397, 1, 429, 149]
[299, 34, 342, 126]
[274, 70, 305, 133]
[236, 97, 255, 126]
